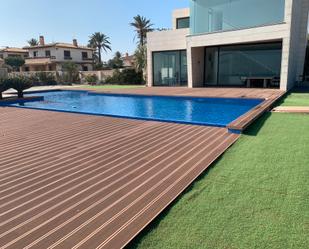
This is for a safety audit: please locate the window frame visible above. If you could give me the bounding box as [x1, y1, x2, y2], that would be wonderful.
[64, 50, 72, 60]
[152, 50, 188, 87]
[45, 50, 51, 57]
[176, 17, 190, 29]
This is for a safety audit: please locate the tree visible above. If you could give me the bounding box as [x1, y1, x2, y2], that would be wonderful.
[5, 76, 33, 98]
[4, 57, 25, 72]
[130, 15, 153, 46]
[27, 38, 39, 46]
[134, 45, 147, 73]
[88, 32, 112, 64]
[62, 62, 80, 83]
[107, 51, 124, 69]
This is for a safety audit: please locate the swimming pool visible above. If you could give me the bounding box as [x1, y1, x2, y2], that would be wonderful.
[7, 90, 263, 127]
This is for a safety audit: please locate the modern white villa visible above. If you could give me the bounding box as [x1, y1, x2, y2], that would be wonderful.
[147, 0, 309, 91]
[22, 36, 94, 72]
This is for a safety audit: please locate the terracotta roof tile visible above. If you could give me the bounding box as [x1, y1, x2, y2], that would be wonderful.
[0, 47, 28, 53]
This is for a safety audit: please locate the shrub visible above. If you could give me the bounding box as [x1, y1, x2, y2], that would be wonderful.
[105, 69, 144, 85]
[94, 62, 104, 70]
[84, 74, 98, 85]
[33, 72, 57, 86]
[4, 57, 25, 72]
[5, 76, 33, 98]
[0, 78, 9, 100]
[62, 62, 80, 83]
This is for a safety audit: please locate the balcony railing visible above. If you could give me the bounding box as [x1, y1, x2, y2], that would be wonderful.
[25, 56, 94, 62]
[27, 56, 56, 60]
[82, 57, 93, 61]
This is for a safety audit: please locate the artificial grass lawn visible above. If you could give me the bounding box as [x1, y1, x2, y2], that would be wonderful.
[76, 84, 145, 89]
[127, 113, 309, 249]
[278, 92, 309, 106]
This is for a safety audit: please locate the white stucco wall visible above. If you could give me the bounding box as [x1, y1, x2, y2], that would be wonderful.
[28, 47, 92, 63]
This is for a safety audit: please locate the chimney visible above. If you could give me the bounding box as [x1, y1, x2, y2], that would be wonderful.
[73, 39, 78, 47]
[39, 36, 45, 46]
[125, 52, 129, 58]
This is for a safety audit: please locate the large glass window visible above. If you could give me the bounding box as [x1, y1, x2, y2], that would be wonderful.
[153, 50, 187, 86]
[191, 0, 285, 34]
[177, 17, 190, 29]
[205, 43, 282, 87]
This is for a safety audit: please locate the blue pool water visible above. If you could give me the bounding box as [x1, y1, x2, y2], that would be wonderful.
[8, 90, 263, 127]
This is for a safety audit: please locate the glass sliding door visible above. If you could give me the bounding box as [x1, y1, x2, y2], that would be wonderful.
[204, 42, 282, 87]
[205, 47, 219, 85]
[153, 50, 187, 86]
[180, 50, 188, 85]
[218, 43, 282, 86]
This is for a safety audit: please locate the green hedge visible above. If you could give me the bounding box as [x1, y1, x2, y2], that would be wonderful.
[105, 69, 144, 85]
[31, 72, 57, 86]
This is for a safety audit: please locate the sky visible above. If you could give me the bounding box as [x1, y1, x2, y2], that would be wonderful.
[0, 0, 188, 60]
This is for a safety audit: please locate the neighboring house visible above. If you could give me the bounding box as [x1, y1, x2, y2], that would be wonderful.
[122, 53, 135, 68]
[147, 0, 309, 91]
[22, 36, 94, 72]
[0, 47, 28, 59]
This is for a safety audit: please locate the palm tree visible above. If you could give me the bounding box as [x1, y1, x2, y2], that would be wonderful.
[62, 62, 80, 83]
[134, 45, 147, 82]
[134, 45, 146, 73]
[130, 15, 154, 46]
[27, 38, 39, 46]
[88, 32, 111, 64]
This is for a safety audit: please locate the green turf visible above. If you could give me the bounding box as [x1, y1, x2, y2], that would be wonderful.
[127, 113, 309, 249]
[278, 92, 309, 106]
[76, 84, 145, 89]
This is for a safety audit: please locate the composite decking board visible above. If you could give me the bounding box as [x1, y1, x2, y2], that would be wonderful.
[0, 123, 200, 213]
[0, 107, 239, 249]
[228, 92, 283, 130]
[10, 128, 219, 249]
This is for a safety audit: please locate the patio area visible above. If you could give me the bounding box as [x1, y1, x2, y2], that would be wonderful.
[0, 106, 238, 249]
[0, 86, 285, 248]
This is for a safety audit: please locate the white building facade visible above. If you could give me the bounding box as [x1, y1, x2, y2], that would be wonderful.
[147, 0, 309, 91]
[23, 36, 94, 72]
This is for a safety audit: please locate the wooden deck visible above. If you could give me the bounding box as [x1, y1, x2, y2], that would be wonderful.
[71, 86, 285, 132]
[0, 107, 239, 249]
[272, 106, 309, 113]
